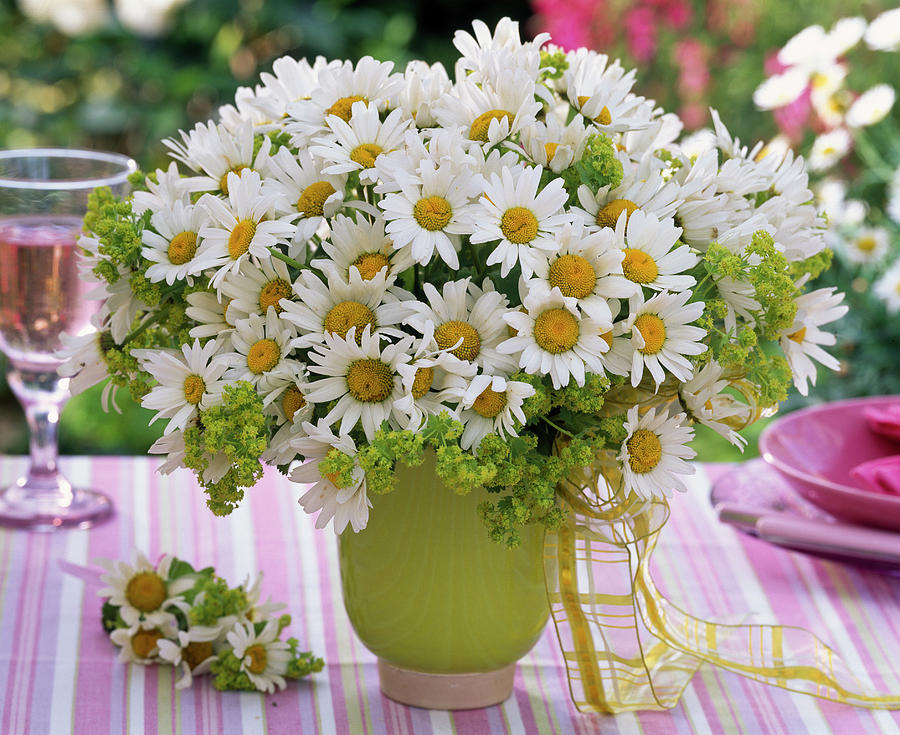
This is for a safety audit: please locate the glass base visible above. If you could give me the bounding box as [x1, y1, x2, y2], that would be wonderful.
[0, 478, 113, 531]
[377, 660, 516, 709]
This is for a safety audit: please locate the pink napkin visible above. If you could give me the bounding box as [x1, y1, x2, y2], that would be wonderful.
[863, 404, 900, 443]
[851, 455, 900, 496]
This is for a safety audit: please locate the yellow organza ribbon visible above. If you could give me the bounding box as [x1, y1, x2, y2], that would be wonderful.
[545, 452, 900, 713]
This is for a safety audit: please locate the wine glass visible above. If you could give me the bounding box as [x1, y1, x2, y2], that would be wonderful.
[0, 148, 136, 530]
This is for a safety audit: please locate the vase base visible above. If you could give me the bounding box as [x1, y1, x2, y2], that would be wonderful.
[377, 659, 516, 710]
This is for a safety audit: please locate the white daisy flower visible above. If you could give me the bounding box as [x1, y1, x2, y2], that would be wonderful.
[310, 101, 411, 186]
[404, 278, 517, 375]
[311, 213, 414, 282]
[379, 159, 480, 269]
[520, 113, 590, 173]
[808, 128, 852, 172]
[679, 360, 749, 450]
[132, 161, 204, 216]
[250, 55, 340, 126]
[57, 318, 112, 399]
[530, 222, 637, 321]
[846, 84, 896, 128]
[499, 287, 612, 389]
[219, 307, 301, 403]
[226, 620, 291, 694]
[281, 267, 411, 348]
[817, 179, 866, 228]
[110, 625, 173, 665]
[610, 290, 707, 388]
[753, 67, 810, 110]
[611, 209, 697, 294]
[305, 326, 414, 440]
[865, 7, 900, 52]
[400, 60, 452, 128]
[564, 50, 648, 133]
[132, 339, 227, 434]
[470, 164, 572, 278]
[618, 405, 696, 500]
[779, 287, 848, 396]
[716, 275, 761, 334]
[262, 376, 315, 466]
[97, 550, 193, 630]
[266, 146, 347, 245]
[290, 419, 370, 534]
[888, 167, 900, 224]
[218, 257, 295, 323]
[185, 290, 236, 344]
[147, 429, 230, 483]
[843, 227, 889, 265]
[142, 200, 217, 285]
[198, 169, 296, 288]
[455, 373, 535, 452]
[778, 17, 866, 74]
[875, 260, 900, 312]
[157, 628, 217, 690]
[453, 17, 545, 81]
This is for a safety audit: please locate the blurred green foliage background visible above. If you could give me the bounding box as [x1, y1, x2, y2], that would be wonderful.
[0, 0, 892, 459]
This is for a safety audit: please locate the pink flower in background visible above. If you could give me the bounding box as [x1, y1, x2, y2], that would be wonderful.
[773, 87, 812, 141]
[675, 39, 709, 95]
[661, 0, 692, 29]
[625, 5, 657, 61]
[532, 0, 595, 50]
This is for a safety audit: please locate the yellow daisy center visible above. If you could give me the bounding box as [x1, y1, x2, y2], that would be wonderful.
[595, 106, 612, 125]
[247, 338, 280, 374]
[350, 143, 383, 169]
[125, 571, 167, 612]
[626, 428, 663, 473]
[245, 643, 268, 674]
[346, 359, 394, 403]
[323, 301, 376, 342]
[219, 165, 248, 195]
[577, 95, 591, 108]
[621, 248, 659, 284]
[326, 94, 367, 122]
[297, 181, 336, 218]
[599, 330, 614, 348]
[167, 231, 197, 265]
[131, 628, 163, 659]
[500, 206, 539, 244]
[633, 313, 666, 354]
[183, 641, 214, 671]
[596, 199, 639, 229]
[549, 254, 596, 299]
[281, 385, 306, 422]
[544, 142, 559, 163]
[351, 252, 391, 280]
[411, 367, 434, 399]
[183, 374, 205, 405]
[534, 308, 580, 353]
[413, 195, 453, 231]
[434, 320, 481, 361]
[856, 236, 877, 253]
[228, 219, 257, 260]
[787, 327, 806, 344]
[469, 109, 514, 142]
[472, 386, 508, 418]
[259, 278, 292, 313]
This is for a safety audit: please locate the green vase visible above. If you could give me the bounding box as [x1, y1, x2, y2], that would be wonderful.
[338, 450, 549, 709]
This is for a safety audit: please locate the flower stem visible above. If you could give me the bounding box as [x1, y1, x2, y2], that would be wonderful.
[268, 247, 304, 270]
[542, 416, 575, 438]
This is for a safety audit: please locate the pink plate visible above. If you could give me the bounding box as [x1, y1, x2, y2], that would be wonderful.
[759, 395, 900, 531]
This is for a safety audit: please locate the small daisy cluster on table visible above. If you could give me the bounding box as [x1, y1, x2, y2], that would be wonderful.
[64, 18, 845, 546]
[98, 550, 323, 693]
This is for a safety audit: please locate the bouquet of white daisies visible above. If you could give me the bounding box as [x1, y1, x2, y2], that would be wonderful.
[63, 18, 845, 546]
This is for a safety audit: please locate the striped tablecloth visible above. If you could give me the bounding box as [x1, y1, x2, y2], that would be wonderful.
[2, 455, 900, 734]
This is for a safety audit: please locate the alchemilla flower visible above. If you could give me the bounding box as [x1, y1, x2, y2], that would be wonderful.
[74, 17, 846, 544]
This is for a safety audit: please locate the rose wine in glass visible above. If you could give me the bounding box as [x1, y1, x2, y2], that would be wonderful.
[0, 149, 136, 530]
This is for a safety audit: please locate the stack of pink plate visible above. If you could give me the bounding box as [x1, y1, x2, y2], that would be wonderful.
[712, 395, 900, 570]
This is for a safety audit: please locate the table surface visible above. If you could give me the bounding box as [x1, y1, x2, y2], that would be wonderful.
[2, 456, 900, 735]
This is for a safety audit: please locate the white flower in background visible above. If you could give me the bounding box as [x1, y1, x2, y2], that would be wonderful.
[312, 213, 414, 282]
[816, 179, 866, 228]
[132, 340, 227, 434]
[865, 7, 900, 52]
[98, 550, 193, 630]
[379, 159, 480, 269]
[618, 405, 696, 500]
[499, 287, 612, 389]
[291, 420, 370, 533]
[844, 227, 889, 265]
[753, 67, 811, 110]
[310, 101, 410, 186]
[115, 0, 188, 37]
[779, 287, 848, 396]
[219, 307, 300, 402]
[808, 128, 852, 171]
[19, 0, 108, 35]
[778, 17, 866, 73]
[404, 278, 517, 375]
[610, 290, 707, 388]
[226, 620, 291, 694]
[470, 165, 571, 278]
[157, 628, 217, 689]
[888, 167, 900, 224]
[198, 169, 296, 288]
[305, 327, 413, 440]
[846, 84, 896, 128]
[142, 200, 216, 285]
[455, 373, 535, 451]
[219, 257, 295, 323]
[680, 361, 749, 450]
[875, 260, 900, 312]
